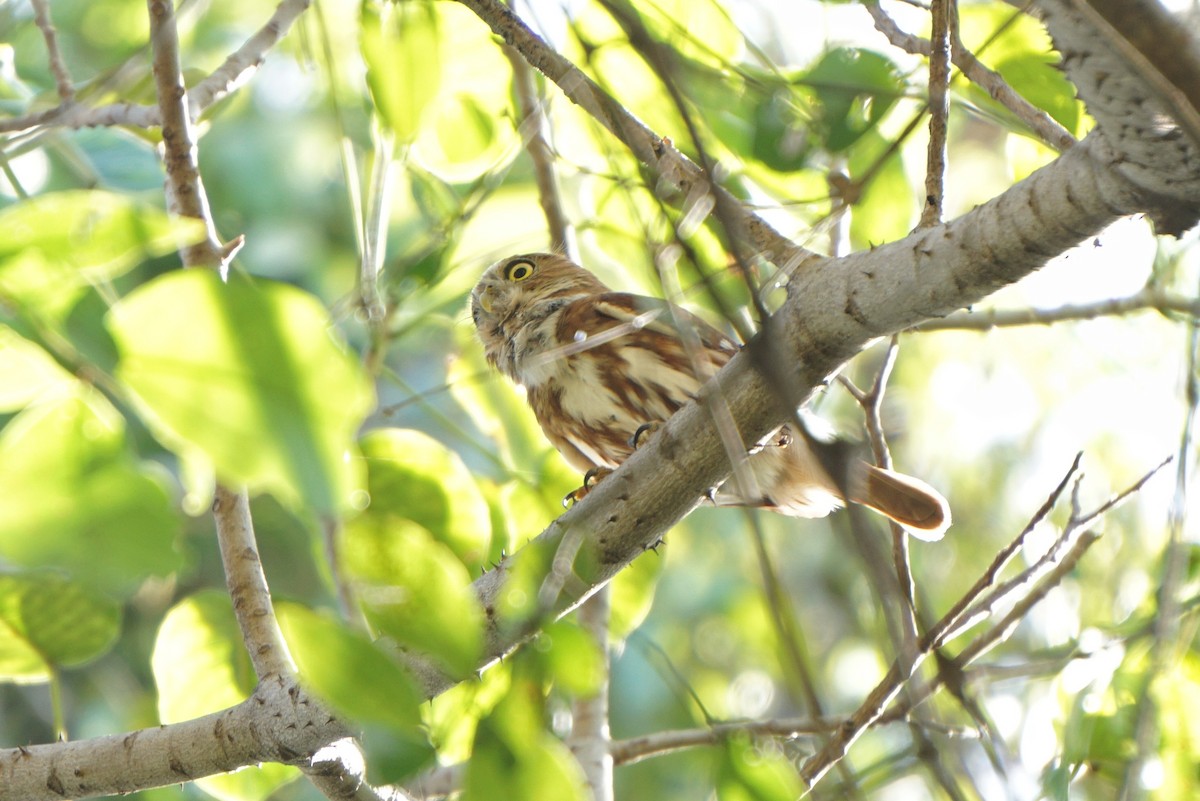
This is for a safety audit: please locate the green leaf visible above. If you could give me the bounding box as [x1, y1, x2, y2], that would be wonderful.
[608, 549, 663, 641]
[957, 4, 1085, 139]
[848, 130, 913, 248]
[803, 48, 905, 152]
[279, 604, 434, 782]
[536, 621, 603, 697]
[0, 572, 121, 683]
[641, 0, 743, 65]
[153, 592, 256, 720]
[340, 514, 484, 678]
[495, 534, 559, 635]
[409, 1, 517, 180]
[0, 389, 182, 595]
[0, 190, 204, 321]
[750, 86, 812, 173]
[418, 94, 502, 180]
[0, 325, 73, 412]
[153, 592, 299, 801]
[991, 53, 1080, 136]
[716, 734, 803, 801]
[361, 0, 443, 142]
[107, 270, 374, 514]
[423, 659, 512, 763]
[278, 604, 424, 730]
[463, 676, 587, 801]
[357, 428, 491, 569]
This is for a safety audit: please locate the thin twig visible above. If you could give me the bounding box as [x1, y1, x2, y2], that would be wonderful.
[914, 287, 1200, 331]
[453, 0, 818, 272]
[0, 0, 311, 136]
[921, 0, 953, 227]
[864, 0, 1077, 151]
[1119, 290, 1199, 799]
[747, 519, 841, 738]
[212, 487, 298, 677]
[504, 41, 610, 798]
[30, 0, 74, 102]
[146, 0, 234, 270]
[796, 455, 1166, 791]
[188, 0, 313, 114]
[876, 458, 1172, 729]
[934, 454, 1082, 647]
[505, 46, 576, 258]
[146, 4, 386, 797]
[360, 122, 393, 372]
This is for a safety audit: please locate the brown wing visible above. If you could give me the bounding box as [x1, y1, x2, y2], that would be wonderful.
[526, 292, 739, 471]
[563, 292, 738, 368]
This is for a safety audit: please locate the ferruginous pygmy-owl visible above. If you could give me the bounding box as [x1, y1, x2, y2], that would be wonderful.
[470, 252, 950, 540]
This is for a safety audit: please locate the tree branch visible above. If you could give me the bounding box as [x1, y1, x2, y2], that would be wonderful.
[920, 0, 953, 227]
[30, 0, 74, 102]
[145, 5, 375, 799]
[0, 0, 311, 136]
[505, 46, 577, 257]
[915, 286, 1200, 330]
[865, 0, 1077, 151]
[1039, 0, 1200, 233]
[0, 677, 353, 801]
[453, 0, 818, 273]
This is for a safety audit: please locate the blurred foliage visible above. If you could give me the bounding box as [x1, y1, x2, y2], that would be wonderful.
[0, 1, 1197, 800]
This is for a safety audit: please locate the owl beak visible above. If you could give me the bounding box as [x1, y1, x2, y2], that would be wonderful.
[478, 286, 495, 314]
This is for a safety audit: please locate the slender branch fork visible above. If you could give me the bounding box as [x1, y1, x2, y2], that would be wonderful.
[0, 0, 313, 135]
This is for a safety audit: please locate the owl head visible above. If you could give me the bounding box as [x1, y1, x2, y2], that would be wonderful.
[471, 252, 611, 336]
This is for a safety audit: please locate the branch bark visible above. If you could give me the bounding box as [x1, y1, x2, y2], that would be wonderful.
[0, 678, 353, 801]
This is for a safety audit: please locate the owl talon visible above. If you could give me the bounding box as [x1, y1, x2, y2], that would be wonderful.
[630, 422, 661, 450]
[562, 467, 615, 507]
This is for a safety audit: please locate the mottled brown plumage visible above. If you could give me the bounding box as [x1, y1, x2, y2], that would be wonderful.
[470, 253, 950, 539]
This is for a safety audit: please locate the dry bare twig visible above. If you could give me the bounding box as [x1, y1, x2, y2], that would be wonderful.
[796, 455, 1169, 791]
[454, 0, 819, 273]
[915, 286, 1200, 331]
[30, 0, 74, 102]
[864, 0, 1077, 151]
[0, 0, 312, 135]
[920, 0, 953, 227]
[1119, 286, 1200, 799]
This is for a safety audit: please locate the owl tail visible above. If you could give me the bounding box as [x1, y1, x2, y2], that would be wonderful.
[849, 463, 951, 542]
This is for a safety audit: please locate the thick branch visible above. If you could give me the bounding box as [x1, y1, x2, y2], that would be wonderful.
[0, 677, 352, 801]
[1038, 0, 1200, 233]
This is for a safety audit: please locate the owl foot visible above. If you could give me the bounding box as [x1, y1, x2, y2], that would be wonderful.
[630, 421, 661, 450]
[562, 467, 615, 507]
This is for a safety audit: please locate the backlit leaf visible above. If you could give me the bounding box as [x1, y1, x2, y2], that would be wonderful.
[0, 389, 181, 595]
[361, 0, 443, 142]
[107, 270, 373, 514]
[0, 190, 203, 320]
[340, 514, 484, 678]
[153, 592, 298, 801]
[0, 572, 121, 683]
[356, 428, 491, 569]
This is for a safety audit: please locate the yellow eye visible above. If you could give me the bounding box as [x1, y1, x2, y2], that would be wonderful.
[504, 259, 535, 282]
